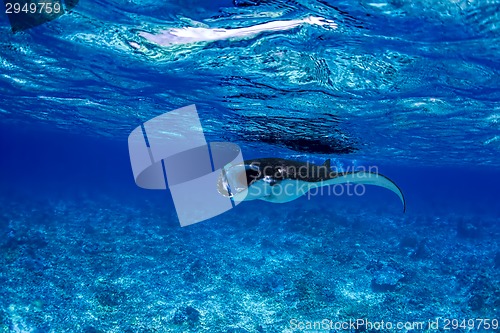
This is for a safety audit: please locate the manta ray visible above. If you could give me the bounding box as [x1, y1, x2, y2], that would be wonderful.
[217, 158, 406, 212]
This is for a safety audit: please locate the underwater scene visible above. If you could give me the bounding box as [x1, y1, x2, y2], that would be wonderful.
[1, 0, 500, 332]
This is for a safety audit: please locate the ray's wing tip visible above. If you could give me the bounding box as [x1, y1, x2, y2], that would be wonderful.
[396, 183, 406, 214]
[377, 171, 406, 214]
[399, 187, 407, 213]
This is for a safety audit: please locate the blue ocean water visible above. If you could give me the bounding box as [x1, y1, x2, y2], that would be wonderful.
[1, 0, 500, 332]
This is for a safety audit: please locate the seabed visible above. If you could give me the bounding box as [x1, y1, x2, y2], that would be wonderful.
[1, 193, 498, 332]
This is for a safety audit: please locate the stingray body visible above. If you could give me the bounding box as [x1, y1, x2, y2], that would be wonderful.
[217, 158, 406, 212]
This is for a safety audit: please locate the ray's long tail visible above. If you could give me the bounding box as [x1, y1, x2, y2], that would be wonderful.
[323, 171, 406, 212]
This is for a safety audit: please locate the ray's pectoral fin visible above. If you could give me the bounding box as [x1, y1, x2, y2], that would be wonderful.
[323, 171, 406, 212]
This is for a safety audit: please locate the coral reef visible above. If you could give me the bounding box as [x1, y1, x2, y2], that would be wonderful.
[0, 194, 498, 332]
